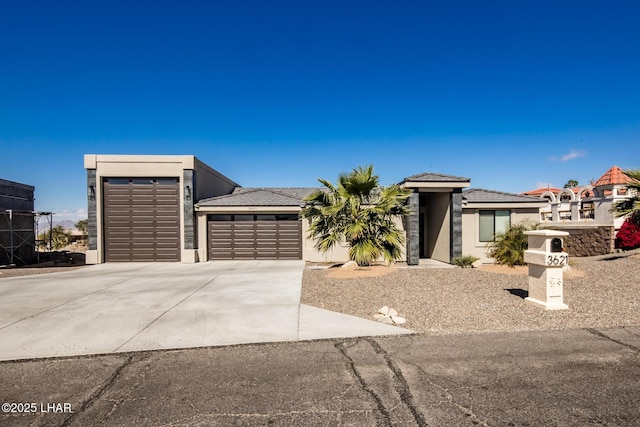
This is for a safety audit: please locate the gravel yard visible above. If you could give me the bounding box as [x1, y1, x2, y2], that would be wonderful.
[302, 253, 640, 335]
[0, 264, 85, 279]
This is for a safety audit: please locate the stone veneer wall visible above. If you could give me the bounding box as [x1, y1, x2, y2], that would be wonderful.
[542, 225, 615, 257]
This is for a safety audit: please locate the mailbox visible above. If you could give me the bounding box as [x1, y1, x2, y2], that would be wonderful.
[523, 230, 569, 310]
[550, 238, 563, 253]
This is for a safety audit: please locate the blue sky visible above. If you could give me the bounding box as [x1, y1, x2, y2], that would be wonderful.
[1, 1, 639, 222]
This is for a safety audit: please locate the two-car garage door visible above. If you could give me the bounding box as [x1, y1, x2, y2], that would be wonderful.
[103, 178, 181, 262]
[208, 214, 302, 260]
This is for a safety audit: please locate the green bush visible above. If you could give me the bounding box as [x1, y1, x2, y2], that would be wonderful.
[37, 225, 72, 250]
[487, 222, 538, 267]
[452, 255, 479, 268]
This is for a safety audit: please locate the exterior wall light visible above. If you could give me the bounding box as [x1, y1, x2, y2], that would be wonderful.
[88, 185, 95, 201]
[184, 185, 192, 202]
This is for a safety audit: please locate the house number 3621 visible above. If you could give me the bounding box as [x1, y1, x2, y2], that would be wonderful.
[546, 254, 567, 266]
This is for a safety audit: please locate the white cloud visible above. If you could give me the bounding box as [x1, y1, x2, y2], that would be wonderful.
[52, 208, 87, 222]
[550, 149, 586, 162]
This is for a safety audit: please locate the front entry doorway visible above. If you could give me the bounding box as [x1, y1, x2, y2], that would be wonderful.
[418, 192, 451, 262]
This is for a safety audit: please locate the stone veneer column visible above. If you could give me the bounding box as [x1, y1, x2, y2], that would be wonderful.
[183, 169, 195, 250]
[406, 192, 419, 265]
[87, 169, 97, 251]
[450, 189, 463, 260]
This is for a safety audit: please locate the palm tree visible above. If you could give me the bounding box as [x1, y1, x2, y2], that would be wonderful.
[611, 169, 640, 220]
[302, 165, 412, 266]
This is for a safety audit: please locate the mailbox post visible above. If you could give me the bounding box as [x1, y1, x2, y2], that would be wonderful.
[523, 230, 569, 310]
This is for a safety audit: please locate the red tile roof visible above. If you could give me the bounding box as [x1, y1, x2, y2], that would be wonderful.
[593, 166, 639, 187]
[521, 187, 580, 196]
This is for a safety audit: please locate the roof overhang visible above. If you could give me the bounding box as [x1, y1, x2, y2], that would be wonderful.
[195, 205, 301, 213]
[401, 182, 470, 190]
[462, 202, 547, 209]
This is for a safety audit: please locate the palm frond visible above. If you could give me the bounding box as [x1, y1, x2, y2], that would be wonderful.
[301, 165, 411, 266]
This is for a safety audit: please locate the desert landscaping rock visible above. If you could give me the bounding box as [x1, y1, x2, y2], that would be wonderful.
[373, 306, 407, 325]
[341, 260, 358, 269]
[302, 253, 640, 335]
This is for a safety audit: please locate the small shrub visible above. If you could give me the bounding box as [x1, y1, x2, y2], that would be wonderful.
[37, 225, 72, 250]
[452, 255, 479, 268]
[487, 222, 538, 267]
[616, 213, 640, 250]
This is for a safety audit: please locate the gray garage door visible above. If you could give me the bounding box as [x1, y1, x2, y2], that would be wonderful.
[103, 178, 180, 262]
[208, 214, 302, 260]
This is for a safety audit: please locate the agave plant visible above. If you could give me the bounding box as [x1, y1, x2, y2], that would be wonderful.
[302, 165, 412, 266]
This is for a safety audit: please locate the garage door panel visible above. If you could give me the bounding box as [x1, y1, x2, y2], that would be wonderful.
[104, 178, 180, 262]
[156, 210, 179, 216]
[277, 252, 301, 259]
[256, 242, 277, 250]
[208, 217, 301, 260]
[233, 252, 257, 259]
[256, 231, 278, 238]
[278, 242, 300, 250]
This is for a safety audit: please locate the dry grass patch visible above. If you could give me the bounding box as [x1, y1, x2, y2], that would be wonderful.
[326, 264, 395, 279]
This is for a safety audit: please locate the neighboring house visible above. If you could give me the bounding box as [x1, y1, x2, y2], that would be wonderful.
[461, 189, 547, 264]
[0, 178, 36, 265]
[522, 166, 639, 231]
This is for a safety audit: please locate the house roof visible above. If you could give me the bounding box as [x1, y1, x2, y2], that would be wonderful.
[463, 188, 546, 204]
[401, 172, 470, 183]
[197, 187, 319, 207]
[521, 187, 580, 196]
[593, 166, 639, 187]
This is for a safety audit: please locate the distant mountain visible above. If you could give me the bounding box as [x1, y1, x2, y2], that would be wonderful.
[36, 219, 78, 232]
[55, 219, 77, 230]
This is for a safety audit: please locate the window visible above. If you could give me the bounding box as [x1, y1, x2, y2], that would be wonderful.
[479, 210, 510, 242]
[156, 178, 179, 185]
[208, 214, 232, 221]
[106, 179, 130, 185]
[256, 215, 276, 221]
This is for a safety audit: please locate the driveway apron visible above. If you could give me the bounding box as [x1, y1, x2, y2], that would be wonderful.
[0, 261, 411, 361]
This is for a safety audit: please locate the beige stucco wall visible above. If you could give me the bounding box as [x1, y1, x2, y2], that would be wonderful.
[193, 158, 238, 201]
[461, 207, 540, 264]
[301, 218, 352, 262]
[302, 215, 408, 263]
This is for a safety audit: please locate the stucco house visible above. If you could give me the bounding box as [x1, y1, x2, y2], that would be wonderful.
[520, 166, 639, 256]
[84, 154, 546, 265]
[522, 166, 639, 231]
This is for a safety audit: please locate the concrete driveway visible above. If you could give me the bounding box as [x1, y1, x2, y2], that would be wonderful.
[0, 261, 411, 361]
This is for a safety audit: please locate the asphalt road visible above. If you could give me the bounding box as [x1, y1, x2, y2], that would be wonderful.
[1, 326, 639, 426]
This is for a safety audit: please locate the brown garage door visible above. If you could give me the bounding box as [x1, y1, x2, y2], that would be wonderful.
[208, 214, 301, 260]
[103, 178, 180, 262]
